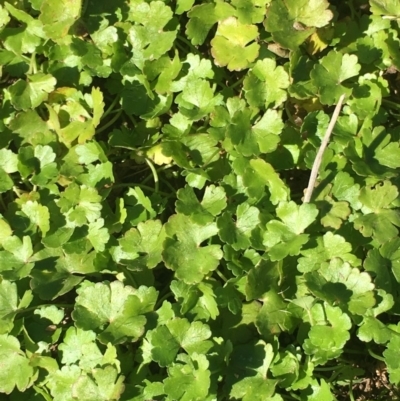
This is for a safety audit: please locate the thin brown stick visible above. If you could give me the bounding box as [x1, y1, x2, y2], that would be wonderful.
[303, 94, 346, 203]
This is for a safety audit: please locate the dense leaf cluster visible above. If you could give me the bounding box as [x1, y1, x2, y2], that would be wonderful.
[1, 0, 400, 400]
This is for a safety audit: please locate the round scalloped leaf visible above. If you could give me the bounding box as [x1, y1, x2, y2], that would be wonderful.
[244, 58, 290, 108]
[310, 51, 361, 105]
[264, 0, 317, 50]
[211, 17, 259, 71]
[39, 0, 82, 40]
[370, 0, 400, 17]
[9, 73, 56, 110]
[0, 334, 35, 394]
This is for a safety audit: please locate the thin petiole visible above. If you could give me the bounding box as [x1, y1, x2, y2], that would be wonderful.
[102, 96, 121, 120]
[96, 109, 123, 134]
[145, 157, 159, 193]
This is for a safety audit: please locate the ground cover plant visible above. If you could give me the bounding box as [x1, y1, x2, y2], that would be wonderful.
[1, 0, 400, 400]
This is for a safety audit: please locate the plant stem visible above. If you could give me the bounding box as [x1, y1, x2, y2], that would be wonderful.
[382, 98, 400, 111]
[177, 35, 200, 54]
[367, 347, 386, 362]
[120, 266, 138, 288]
[226, 75, 245, 90]
[159, 176, 177, 194]
[0, 195, 6, 212]
[155, 291, 173, 310]
[145, 157, 159, 193]
[33, 386, 53, 401]
[349, 380, 355, 401]
[15, 304, 73, 315]
[111, 182, 172, 197]
[314, 365, 341, 372]
[29, 52, 37, 75]
[215, 268, 228, 283]
[125, 113, 137, 127]
[81, 0, 89, 16]
[13, 186, 22, 198]
[102, 96, 120, 120]
[96, 109, 123, 135]
[303, 94, 345, 203]
[201, 148, 220, 168]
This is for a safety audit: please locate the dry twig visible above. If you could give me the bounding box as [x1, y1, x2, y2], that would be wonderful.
[303, 94, 346, 203]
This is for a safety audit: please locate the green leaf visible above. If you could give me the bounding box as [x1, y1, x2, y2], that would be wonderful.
[211, 17, 259, 71]
[370, 0, 400, 17]
[286, 0, 333, 27]
[232, 0, 272, 24]
[30, 266, 84, 301]
[270, 350, 300, 388]
[375, 140, 400, 169]
[0, 218, 12, 245]
[264, 0, 320, 50]
[0, 168, 14, 193]
[252, 109, 284, 153]
[0, 5, 10, 28]
[348, 74, 386, 119]
[176, 0, 195, 14]
[230, 376, 278, 401]
[176, 78, 223, 121]
[149, 318, 212, 366]
[9, 73, 56, 110]
[0, 236, 34, 280]
[88, 87, 104, 128]
[0, 148, 18, 174]
[9, 109, 52, 145]
[163, 353, 211, 401]
[121, 81, 172, 119]
[72, 280, 157, 344]
[0, 334, 35, 394]
[331, 171, 362, 210]
[35, 305, 64, 325]
[58, 184, 103, 227]
[124, 186, 156, 226]
[276, 201, 318, 235]
[21, 200, 50, 236]
[244, 58, 290, 108]
[305, 258, 375, 315]
[39, 0, 82, 40]
[256, 290, 296, 338]
[186, 2, 235, 45]
[303, 378, 335, 401]
[170, 280, 220, 320]
[87, 218, 110, 252]
[364, 238, 400, 292]
[354, 181, 400, 243]
[0, 281, 19, 334]
[226, 108, 259, 156]
[310, 51, 361, 104]
[59, 327, 119, 371]
[127, 1, 176, 65]
[358, 316, 392, 344]
[116, 220, 166, 269]
[176, 185, 226, 224]
[359, 181, 398, 211]
[163, 214, 223, 284]
[170, 53, 214, 92]
[303, 303, 351, 364]
[244, 158, 289, 204]
[319, 199, 351, 229]
[384, 334, 400, 384]
[217, 203, 260, 250]
[47, 365, 125, 401]
[262, 202, 317, 260]
[298, 232, 358, 273]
